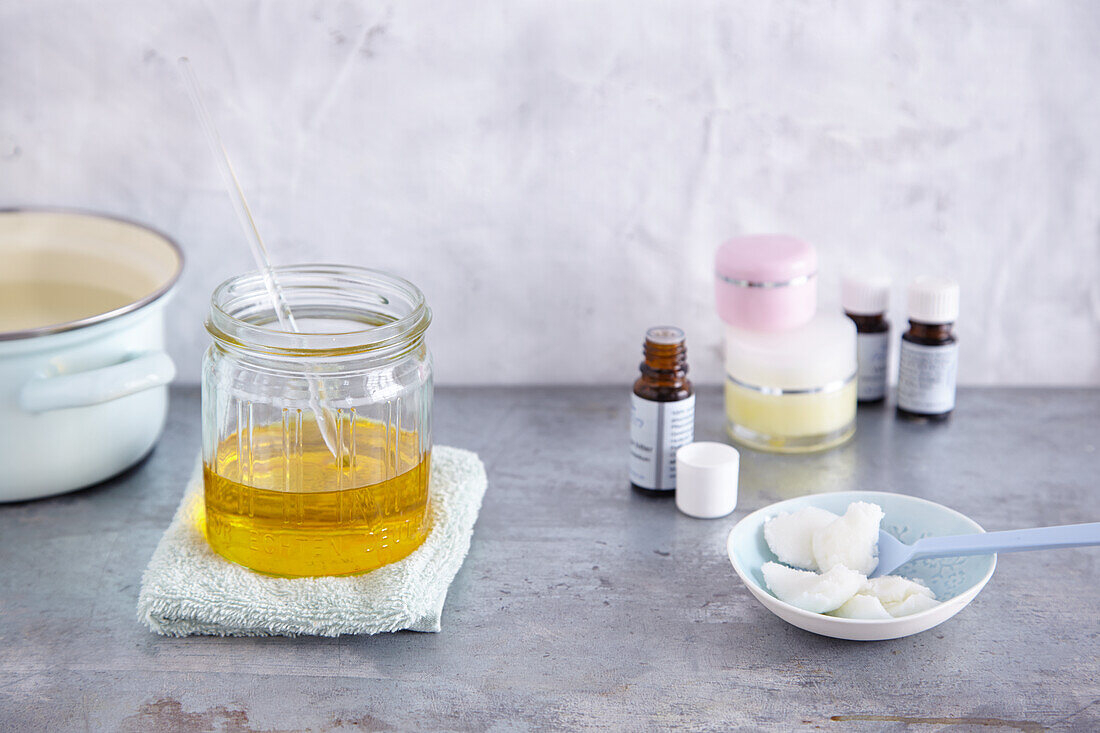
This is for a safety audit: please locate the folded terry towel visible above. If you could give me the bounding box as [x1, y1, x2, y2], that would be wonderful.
[138, 446, 486, 637]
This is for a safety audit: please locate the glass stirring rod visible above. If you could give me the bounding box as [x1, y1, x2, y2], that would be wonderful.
[178, 56, 343, 461]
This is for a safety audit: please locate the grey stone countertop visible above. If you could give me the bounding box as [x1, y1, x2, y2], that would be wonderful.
[2, 386, 1099, 732]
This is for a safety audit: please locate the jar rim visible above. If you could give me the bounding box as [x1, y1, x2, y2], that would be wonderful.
[207, 264, 431, 357]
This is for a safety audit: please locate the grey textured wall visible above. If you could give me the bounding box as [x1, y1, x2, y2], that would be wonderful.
[3, 1, 1099, 385]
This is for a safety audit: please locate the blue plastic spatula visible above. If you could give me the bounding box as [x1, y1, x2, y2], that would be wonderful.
[871, 522, 1100, 578]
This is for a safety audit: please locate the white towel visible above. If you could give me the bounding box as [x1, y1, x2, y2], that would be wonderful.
[138, 446, 486, 637]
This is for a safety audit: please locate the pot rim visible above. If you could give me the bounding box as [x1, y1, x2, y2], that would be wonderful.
[0, 207, 184, 342]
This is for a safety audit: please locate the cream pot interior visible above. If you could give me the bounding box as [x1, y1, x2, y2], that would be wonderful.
[0, 210, 183, 501]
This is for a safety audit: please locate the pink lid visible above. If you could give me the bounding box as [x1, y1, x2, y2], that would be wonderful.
[715, 235, 817, 285]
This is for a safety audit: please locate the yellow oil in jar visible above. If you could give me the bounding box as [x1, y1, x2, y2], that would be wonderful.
[203, 416, 430, 577]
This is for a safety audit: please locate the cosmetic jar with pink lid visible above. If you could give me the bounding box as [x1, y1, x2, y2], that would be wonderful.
[724, 313, 857, 453]
[715, 235, 818, 331]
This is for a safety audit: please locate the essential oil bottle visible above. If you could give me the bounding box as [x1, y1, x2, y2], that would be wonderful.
[841, 274, 891, 404]
[897, 277, 960, 420]
[629, 326, 695, 495]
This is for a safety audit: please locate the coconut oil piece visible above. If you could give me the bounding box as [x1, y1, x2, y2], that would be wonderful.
[864, 575, 940, 617]
[763, 506, 839, 571]
[828, 593, 893, 620]
[761, 561, 866, 614]
[812, 501, 885, 575]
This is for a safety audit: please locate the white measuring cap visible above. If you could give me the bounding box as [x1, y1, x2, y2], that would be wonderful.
[675, 442, 740, 519]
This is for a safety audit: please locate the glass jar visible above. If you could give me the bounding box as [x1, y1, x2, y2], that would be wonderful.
[724, 314, 856, 453]
[201, 265, 433, 578]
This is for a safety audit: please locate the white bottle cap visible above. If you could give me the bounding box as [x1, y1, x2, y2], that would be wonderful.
[907, 276, 959, 324]
[675, 442, 739, 519]
[841, 273, 891, 315]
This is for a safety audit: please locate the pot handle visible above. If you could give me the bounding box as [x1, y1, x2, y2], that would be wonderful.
[19, 351, 177, 413]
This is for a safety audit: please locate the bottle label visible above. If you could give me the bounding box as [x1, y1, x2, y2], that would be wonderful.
[897, 341, 958, 414]
[629, 393, 695, 491]
[856, 331, 889, 401]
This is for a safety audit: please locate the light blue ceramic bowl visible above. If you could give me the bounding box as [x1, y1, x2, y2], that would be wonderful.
[727, 491, 997, 641]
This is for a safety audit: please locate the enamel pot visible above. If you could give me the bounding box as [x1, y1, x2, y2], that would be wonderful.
[0, 210, 183, 502]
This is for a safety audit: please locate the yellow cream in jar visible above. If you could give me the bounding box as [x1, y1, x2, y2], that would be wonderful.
[725, 378, 856, 452]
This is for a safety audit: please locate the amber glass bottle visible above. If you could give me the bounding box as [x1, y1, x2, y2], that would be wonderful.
[897, 277, 960, 420]
[841, 274, 892, 404]
[628, 326, 695, 496]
